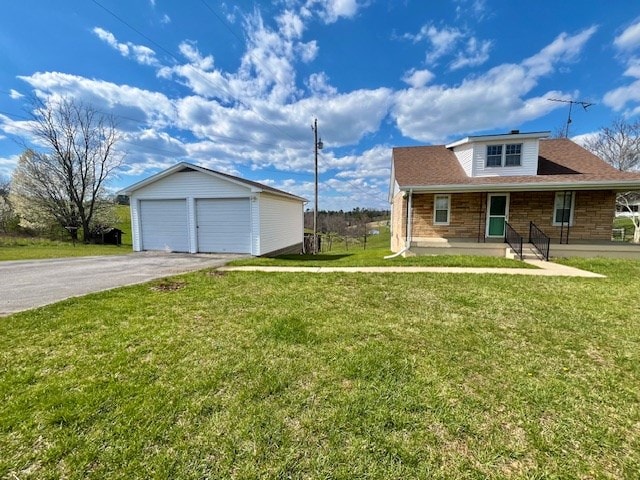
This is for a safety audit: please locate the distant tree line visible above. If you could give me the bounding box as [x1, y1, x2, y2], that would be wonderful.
[304, 208, 390, 251]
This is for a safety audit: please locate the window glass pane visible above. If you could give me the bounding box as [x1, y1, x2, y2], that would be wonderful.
[505, 144, 521, 154]
[489, 195, 506, 215]
[505, 144, 521, 166]
[486, 145, 502, 167]
[435, 197, 448, 210]
[555, 209, 571, 223]
[434, 196, 449, 223]
[554, 193, 573, 224]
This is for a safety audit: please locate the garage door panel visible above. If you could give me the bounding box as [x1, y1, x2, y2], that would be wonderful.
[197, 198, 250, 253]
[140, 199, 189, 252]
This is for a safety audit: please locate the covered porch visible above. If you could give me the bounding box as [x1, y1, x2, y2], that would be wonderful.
[393, 189, 640, 259]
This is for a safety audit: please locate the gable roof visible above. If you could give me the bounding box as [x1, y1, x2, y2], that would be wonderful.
[120, 162, 307, 202]
[392, 138, 640, 193]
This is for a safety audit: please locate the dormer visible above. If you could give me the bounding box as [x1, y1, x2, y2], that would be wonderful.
[445, 130, 550, 178]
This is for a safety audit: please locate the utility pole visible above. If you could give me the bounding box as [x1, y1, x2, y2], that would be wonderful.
[312, 118, 323, 254]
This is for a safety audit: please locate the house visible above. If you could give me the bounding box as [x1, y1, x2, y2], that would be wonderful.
[389, 131, 640, 258]
[120, 162, 306, 256]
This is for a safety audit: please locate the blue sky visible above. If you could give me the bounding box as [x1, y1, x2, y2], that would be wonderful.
[1, 0, 640, 210]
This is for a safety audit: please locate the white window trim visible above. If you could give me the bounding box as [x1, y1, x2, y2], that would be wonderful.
[552, 192, 575, 226]
[485, 143, 522, 168]
[433, 194, 451, 225]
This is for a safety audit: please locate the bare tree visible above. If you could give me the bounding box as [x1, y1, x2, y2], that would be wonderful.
[584, 118, 640, 243]
[12, 97, 123, 241]
[617, 192, 640, 243]
[0, 175, 15, 233]
[583, 118, 640, 171]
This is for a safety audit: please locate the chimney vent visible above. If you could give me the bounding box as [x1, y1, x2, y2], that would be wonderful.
[510, 129, 520, 134]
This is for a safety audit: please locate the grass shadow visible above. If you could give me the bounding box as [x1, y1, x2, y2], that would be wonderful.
[270, 253, 354, 262]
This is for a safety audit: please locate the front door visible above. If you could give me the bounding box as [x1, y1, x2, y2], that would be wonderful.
[486, 193, 509, 238]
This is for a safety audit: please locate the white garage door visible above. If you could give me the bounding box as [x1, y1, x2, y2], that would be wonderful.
[140, 199, 190, 252]
[196, 198, 251, 253]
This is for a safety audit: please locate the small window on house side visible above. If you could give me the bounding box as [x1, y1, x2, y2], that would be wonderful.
[505, 143, 522, 166]
[434, 195, 450, 225]
[486, 145, 502, 167]
[553, 192, 574, 225]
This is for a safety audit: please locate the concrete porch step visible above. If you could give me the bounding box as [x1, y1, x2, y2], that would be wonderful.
[506, 244, 546, 261]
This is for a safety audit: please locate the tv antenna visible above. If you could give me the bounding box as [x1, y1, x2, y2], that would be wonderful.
[548, 98, 594, 138]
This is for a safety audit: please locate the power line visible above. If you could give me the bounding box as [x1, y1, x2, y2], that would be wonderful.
[90, 0, 308, 149]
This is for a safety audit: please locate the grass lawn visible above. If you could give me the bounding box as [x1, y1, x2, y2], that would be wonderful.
[1, 259, 639, 478]
[0, 205, 133, 261]
[231, 228, 536, 268]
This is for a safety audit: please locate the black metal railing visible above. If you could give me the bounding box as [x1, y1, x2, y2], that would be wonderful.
[529, 221, 550, 261]
[504, 221, 523, 260]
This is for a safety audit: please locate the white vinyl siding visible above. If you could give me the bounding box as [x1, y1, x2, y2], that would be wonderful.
[128, 166, 305, 256]
[452, 144, 474, 176]
[433, 195, 450, 225]
[196, 198, 251, 253]
[259, 193, 304, 255]
[471, 139, 539, 177]
[139, 199, 189, 252]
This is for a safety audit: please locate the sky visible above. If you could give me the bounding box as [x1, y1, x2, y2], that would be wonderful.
[1, 1, 640, 211]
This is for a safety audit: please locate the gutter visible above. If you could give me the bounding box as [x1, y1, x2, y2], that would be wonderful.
[400, 180, 640, 193]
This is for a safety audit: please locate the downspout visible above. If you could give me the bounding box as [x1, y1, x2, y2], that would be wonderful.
[384, 189, 412, 259]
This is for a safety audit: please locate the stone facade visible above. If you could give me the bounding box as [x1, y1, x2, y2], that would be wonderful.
[404, 190, 616, 245]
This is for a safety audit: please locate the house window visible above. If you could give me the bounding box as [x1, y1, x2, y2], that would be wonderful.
[434, 195, 450, 225]
[486, 143, 522, 167]
[553, 192, 574, 226]
[486, 145, 503, 167]
[505, 144, 522, 166]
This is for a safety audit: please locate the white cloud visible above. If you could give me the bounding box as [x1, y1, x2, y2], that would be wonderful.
[450, 37, 492, 70]
[403, 23, 491, 70]
[522, 26, 597, 77]
[311, 0, 360, 24]
[306, 72, 337, 96]
[402, 69, 435, 88]
[604, 20, 640, 116]
[17, 72, 176, 131]
[392, 28, 596, 143]
[8, 89, 24, 100]
[614, 19, 640, 51]
[161, 14, 171, 24]
[92, 27, 159, 66]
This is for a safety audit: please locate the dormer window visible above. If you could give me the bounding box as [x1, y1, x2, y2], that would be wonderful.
[486, 143, 522, 167]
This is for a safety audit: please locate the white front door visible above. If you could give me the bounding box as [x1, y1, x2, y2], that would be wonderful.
[486, 193, 510, 238]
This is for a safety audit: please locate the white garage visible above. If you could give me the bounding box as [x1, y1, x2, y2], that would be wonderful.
[121, 162, 306, 256]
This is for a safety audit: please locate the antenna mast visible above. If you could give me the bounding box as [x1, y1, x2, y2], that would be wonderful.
[548, 98, 594, 138]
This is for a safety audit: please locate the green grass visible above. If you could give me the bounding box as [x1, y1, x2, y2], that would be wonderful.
[1, 259, 639, 478]
[614, 217, 637, 241]
[232, 228, 534, 268]
[0, 237, 131, 261]
[0, 205, 133, 261]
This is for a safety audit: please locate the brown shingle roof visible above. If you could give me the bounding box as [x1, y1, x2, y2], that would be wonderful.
[392, 138, 640, 190]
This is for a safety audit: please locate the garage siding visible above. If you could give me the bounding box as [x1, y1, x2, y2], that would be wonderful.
[127, 165, 304, 255]
[258, 193, 304, 255]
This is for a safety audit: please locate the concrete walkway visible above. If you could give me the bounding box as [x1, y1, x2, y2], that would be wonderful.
[219, 259, 605, 278]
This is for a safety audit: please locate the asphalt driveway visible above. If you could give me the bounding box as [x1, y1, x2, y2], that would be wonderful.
[0, 252, 245, 316]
